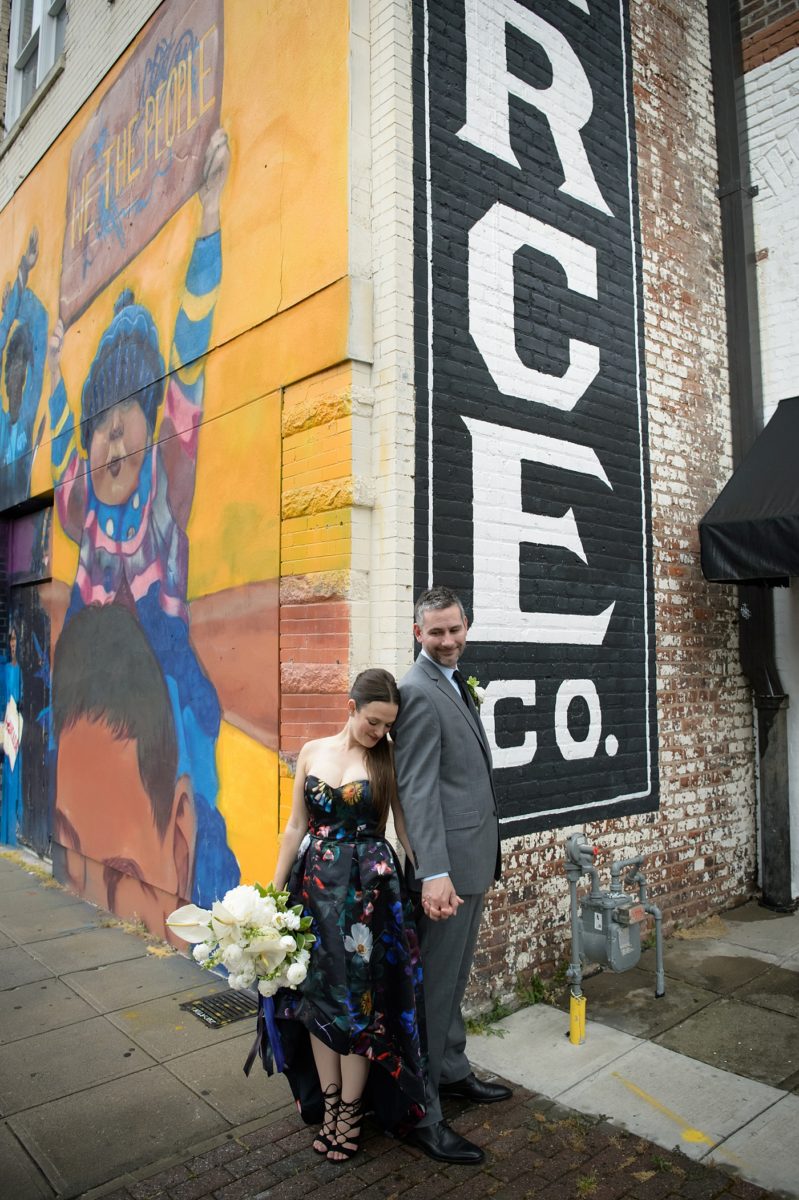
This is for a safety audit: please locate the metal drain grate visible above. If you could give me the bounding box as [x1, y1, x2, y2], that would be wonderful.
[180, 989, 259, 1028]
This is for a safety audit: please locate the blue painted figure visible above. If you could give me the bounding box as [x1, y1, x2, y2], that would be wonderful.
[0, 230, 48, 505]
[1, 629, 23, 847]
[48, 130, 238, 905]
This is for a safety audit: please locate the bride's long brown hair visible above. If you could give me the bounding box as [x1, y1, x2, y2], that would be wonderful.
[350, 668, 400, 832]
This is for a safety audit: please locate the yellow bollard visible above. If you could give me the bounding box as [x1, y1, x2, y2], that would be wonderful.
[569, 992, 586, 1044]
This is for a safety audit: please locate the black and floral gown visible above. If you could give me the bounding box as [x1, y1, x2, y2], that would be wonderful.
[274, 775, 427, 1134]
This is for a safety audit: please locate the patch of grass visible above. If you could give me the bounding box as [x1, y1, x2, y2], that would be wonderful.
[515, 972, 547, 1005]
[99, 916, 157, 941]
[465, 997, 511, 1036]
[515, 961, 569, 1008]
[575, 1171, 599, 1195]
[650, 1153, 684, 1176]
[0, 850, 61, 885]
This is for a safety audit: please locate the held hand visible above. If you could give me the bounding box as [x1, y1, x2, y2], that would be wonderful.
[421, 875, 463, 922]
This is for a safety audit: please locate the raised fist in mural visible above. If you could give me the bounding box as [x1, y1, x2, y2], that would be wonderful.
[23, 228, 39, 274]
[198, 128, 230, 238]
[48, 318, 65, 389]
[15, 228, 40, 292]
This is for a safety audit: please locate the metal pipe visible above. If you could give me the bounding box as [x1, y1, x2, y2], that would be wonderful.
[565, 872, 583, 999]
[628, 868, 666, 998]
[610, 854, 644, 894]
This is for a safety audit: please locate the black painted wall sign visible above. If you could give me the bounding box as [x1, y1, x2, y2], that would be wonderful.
[412, 0, 658, 836]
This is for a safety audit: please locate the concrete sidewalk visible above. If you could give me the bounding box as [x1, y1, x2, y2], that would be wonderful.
[1, 849, 795, 1200]
[470, 902, 799, 1197]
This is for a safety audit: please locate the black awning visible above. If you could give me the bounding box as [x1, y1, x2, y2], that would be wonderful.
[700, 395, 799, 583]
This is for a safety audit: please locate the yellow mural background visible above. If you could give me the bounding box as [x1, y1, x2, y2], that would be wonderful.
[1, 0, 353, 888]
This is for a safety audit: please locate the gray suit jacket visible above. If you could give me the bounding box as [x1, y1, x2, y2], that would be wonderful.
[393, 655, 500, 896]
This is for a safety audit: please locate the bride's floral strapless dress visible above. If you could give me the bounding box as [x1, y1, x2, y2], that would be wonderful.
[275, 775, 427, 1132]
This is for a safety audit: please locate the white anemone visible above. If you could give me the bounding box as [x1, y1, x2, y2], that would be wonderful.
[344, 923, 373, 962]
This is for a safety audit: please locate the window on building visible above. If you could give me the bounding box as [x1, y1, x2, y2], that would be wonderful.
[4, 0, 67, 130]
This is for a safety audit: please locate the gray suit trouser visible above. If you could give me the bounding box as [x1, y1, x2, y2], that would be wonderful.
[417, 891, 484, 1127]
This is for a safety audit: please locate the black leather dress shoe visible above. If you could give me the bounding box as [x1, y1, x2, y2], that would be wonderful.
[406, 1120, 485, 1164]
[439, 1072, 513, 1104]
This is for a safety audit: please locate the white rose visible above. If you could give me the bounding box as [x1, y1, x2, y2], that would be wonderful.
[280, 935, 296, 952]
[258, 978, 279, 998]
[222, 944, 245, 970]
[220, 885, 264, 925]
[253, 898, 278, 927]
[283, 911, 301, 930]
[272, 912, 287, 929]
[235, 963, 257, 989]
[192, 942, 211, 964]
[286, 962, 307, 986]
[474, 685, 487, 705]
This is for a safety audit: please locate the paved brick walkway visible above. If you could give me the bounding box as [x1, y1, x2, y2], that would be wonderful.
[96, 1089, 781, 1200]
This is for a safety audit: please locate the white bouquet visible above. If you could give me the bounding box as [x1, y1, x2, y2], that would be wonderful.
[167, 882, 315, 998]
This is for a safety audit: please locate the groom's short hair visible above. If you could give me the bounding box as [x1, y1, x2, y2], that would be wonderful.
[414, 586, 466, 626]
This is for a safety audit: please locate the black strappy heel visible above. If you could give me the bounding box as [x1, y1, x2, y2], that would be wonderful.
[328, 1096, 363, 1161]
[313, 1083, 341, 1155]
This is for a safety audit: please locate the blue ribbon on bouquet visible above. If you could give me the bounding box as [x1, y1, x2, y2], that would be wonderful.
[243, 994, 285, 1077]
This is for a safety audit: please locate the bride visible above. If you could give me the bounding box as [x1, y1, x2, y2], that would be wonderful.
[271, 668, 426, 1161]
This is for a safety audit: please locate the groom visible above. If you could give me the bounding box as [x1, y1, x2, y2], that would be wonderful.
[392, 586, 510, 1165]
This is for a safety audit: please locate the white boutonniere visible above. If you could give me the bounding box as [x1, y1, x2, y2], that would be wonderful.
[466, 675, 486, 708]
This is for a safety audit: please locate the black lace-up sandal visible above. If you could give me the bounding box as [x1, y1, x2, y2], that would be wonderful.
[313, 1083, 341, 1155]
[328, 1096, 363, 1161]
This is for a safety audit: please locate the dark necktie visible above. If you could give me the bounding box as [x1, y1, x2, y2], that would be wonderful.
[452, 669, 472, 708]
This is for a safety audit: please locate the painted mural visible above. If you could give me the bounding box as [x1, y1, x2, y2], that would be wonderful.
[0, 0, 356, 940]
[0, 232, 48, 507]
[413, 0, 658, 835]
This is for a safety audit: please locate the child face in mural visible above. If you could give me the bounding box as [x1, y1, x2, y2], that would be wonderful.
[89, 396, 150, 506]
[52, 603, 196, 941]
[55, 718, 194, 938]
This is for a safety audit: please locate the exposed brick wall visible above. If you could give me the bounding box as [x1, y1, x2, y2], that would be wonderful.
[739, 0, 799, 44]
[469, 0, 758, 1008]
[742, 7, 799, 69]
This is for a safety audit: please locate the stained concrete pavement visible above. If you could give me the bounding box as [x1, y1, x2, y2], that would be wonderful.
[1, 849, 796, 1199]
[470, 901, 799, 1196]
